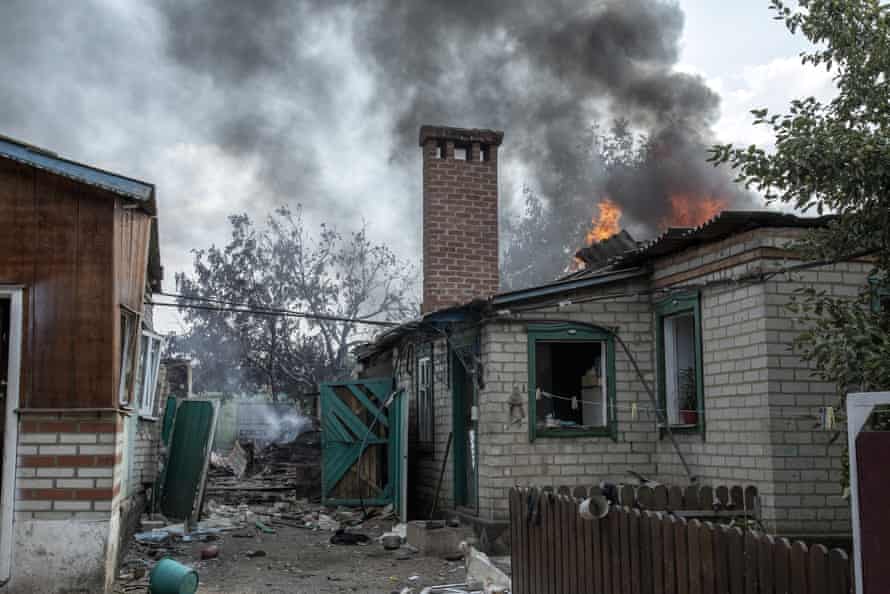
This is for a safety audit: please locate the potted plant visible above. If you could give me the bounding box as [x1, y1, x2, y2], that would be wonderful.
[678, 367, 698, 425]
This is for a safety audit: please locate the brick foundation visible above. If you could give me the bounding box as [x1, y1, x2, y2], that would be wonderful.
[16, 411, 119, 518]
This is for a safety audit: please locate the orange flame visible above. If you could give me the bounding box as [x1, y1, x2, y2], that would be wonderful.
[585, 198, 622, 244]
[662, 194, 726, 228]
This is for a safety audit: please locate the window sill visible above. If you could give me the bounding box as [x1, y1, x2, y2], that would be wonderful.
[535, 427, 613, 439]
[658, 424, 703, 438]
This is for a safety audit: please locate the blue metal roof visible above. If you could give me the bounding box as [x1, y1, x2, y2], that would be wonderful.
[0, 136, 154, 202]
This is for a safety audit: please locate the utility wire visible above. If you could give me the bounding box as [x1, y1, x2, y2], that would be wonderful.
[150, 299, 400, 327]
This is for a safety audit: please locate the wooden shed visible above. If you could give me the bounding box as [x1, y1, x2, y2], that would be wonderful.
[0, 135, 162, 593]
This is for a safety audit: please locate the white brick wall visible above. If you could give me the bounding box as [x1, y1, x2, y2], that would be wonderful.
[381, 227, 867, 538]
[475, 280, 658, 522]
[392, 336, 454, 518]
[651, 228, 869, 537]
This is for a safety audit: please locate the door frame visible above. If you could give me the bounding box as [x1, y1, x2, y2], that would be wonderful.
[0, 288, 23, 584]
[451, 350, 477, 510]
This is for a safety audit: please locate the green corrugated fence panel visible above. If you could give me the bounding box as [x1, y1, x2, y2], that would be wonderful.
[161, 396, 177, 446]
[160, 400, 215, 520]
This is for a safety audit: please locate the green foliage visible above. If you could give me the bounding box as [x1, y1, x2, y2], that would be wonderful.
[710, 0, 890, 404]
[170, 206, 417, 397]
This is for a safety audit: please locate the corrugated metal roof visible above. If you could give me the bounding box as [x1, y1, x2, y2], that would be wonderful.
[618, 210, 831, 267]
[492, 266, 646, 305]
[0, 136, 154, 202]
[574, 229, 638, 269]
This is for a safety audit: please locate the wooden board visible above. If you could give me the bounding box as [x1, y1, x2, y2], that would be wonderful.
[0, 160, 150, 409]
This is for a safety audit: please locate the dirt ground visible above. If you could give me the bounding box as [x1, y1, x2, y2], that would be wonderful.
[116, 518, 468, 594]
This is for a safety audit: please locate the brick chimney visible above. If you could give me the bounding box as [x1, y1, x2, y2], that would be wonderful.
[419, 125, 504, 313]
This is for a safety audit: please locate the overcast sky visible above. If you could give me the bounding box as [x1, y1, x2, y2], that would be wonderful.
[0, 1, 835, 332]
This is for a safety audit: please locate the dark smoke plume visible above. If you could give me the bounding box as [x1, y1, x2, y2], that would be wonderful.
[155, 0, 755, 247]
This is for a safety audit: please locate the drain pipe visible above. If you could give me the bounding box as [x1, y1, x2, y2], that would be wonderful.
[489, 315, 698, 484]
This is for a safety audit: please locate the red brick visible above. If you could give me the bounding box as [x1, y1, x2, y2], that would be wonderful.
[21, 455, 56, 468]
[74, 488, 113, 501]
[57, 455, 110, 468]
[79, 422, 116, 433]
[38, 421, 79, 433]
[21, 421, 40, 433]
[18, 489, 74, 500]
[421, 126, 501, 313]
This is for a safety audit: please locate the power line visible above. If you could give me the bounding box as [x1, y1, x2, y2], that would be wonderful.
[150, 296, 401, 327]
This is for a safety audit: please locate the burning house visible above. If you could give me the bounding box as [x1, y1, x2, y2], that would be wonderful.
[337, 124, 868, 550]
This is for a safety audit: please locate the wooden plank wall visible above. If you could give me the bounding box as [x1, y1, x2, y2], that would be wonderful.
[510, 487, 853, 594]
[0, 158, 151, 409]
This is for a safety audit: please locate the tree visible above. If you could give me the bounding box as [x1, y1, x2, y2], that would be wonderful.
[169, 206, 417, 398]
[710, 2, 890, 416]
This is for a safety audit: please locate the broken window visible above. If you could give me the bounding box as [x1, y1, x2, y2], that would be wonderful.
[527, 324, 615, 439]
[137, 330, 165, 417]
[656, 293, 703, 430]
[416, 350, 434, 445]
[118, 310, 139, 406]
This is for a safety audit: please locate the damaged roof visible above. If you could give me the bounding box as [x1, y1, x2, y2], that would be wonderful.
[357, 209, 830, 359]
[618, 210, 830, 267]
[573, 229, 638, 270]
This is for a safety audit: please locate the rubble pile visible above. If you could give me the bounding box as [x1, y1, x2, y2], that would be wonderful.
[206, 430, 322, 504]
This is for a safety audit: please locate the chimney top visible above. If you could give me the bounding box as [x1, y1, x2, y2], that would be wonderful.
[418, 125, 504, 147]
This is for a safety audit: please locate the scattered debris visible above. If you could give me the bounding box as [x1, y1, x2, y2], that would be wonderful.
[330, 529, 370, 545]
[461, 542, 511, 593]
[254, 520, 276, 534]
[199, 545, 219, 560]
[382, 533, 402, 550]
[206, 433, 321, 505]
[210, 440, 249, 478]
[245, 550, 267, 558]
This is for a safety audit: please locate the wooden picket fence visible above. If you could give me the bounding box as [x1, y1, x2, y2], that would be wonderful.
[509, 486, 853, 594]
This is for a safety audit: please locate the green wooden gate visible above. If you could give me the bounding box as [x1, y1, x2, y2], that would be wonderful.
[320, 379, 405, 513]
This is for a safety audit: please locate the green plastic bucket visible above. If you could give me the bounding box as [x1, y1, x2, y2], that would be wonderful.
[149, 558, 199, 594]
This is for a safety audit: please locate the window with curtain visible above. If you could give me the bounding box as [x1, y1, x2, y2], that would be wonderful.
[657, 293, 704, 432]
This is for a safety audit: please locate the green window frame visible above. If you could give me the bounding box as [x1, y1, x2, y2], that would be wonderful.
[655, 292, 705, 437]
[869, 277, 890, 313]
[527, 323, 617, 441]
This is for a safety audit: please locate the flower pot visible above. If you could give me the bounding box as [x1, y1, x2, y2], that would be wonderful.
[679, 410, 698, 426]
